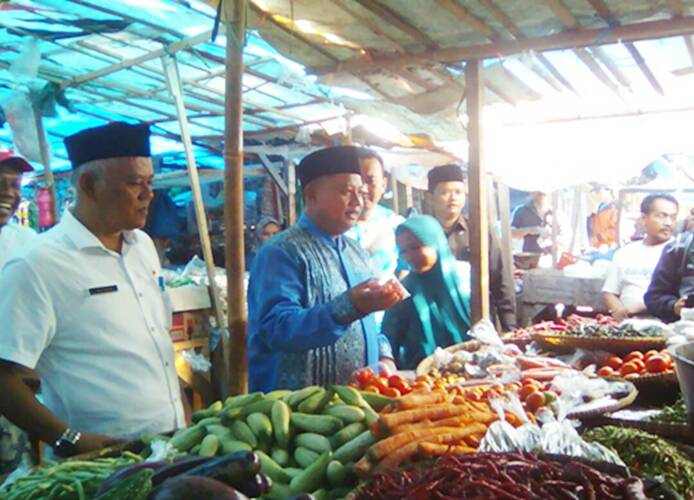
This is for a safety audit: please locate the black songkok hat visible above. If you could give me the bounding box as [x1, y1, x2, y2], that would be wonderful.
[64, 122, 151, 169]
[427, 163, 465, 192]
[297, 145, 362, 188]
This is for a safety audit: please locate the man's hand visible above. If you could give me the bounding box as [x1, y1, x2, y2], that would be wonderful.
[674, 297, 687, 318]
[378, 358, 397, 377]
[74, 432, 122, 455]
[349, 279, 404, 316]
[611, 307, 629, 322]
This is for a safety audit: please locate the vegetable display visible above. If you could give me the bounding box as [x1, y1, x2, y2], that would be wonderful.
[583, 425, 694, 496]
[354, 452, 651, 499]
[166, 385, 384, 497]
[351, 369, 413, 397]
[649, 397, 688, 424]
[0, 452, 144, 500]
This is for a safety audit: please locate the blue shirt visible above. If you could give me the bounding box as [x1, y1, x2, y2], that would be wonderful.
[247, 214, 393, 392]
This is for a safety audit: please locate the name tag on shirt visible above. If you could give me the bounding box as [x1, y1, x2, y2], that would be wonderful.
[88, 285, 119, 296]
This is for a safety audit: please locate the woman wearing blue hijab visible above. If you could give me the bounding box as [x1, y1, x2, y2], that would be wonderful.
[382, 215, 472, 369]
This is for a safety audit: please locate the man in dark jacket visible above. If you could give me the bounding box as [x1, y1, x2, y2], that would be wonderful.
[426, 164, 517, 331]
[644, 232, 694, 322]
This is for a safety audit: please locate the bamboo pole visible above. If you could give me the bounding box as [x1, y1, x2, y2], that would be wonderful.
[286, 160, 297, 226]
[224, 0, 248, 395]
[161, 53, 228, 397]
[33, 106, 57, 224]
[466, 59, 490, 323]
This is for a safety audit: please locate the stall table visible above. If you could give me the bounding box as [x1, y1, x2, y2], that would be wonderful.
[519, 269, 608, 325]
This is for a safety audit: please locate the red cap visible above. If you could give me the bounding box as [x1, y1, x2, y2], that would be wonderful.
[0, 148, 34, 173]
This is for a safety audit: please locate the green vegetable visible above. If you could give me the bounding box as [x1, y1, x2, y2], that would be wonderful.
[290, 451, 332, 494]
[230, 420, 258, 448]
[271, 447, 290, 466]
[247, 412, 273, 443]
[311, 488, 329, 500]
[650, 397, 688, 424]
[333, 429, 376, 464]
[329, 423, 366, 450]
[271, 400, 291, 449]
[295, 433, 332, 453]
[328, 487, 352, 499]
[195, 416, 222, 427]
[298, 388, 333, 414]
[326, 460, 348, 487]
[191, 400, 223, 423]
[205, 424, 235, 442]
[218, 438, 252, 454]
[294, 446, 320, 469]
[223, 392, 263, 409]
[332, 386, 365, 407]
[583, 426, 694, 496]
[284, 467, 304, 479]
[324, 405, 365, 424]
[288, 386, 321, 408]
[255, 450, 292, 484]
[291, 413, 343, 435]
[359, 391, 394, 411]
[169, 425, 206, 451]
[265, 389, 292, 400]
[263, 482, 293, 500]
[96, 468, 153, 500]
[198, 434, 219, 457]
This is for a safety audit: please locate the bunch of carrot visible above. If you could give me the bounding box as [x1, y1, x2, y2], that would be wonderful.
[353, 390, 525, 475]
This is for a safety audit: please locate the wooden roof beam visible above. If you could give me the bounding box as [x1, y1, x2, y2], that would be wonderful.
[350, 0, 437, 47]
[667, 0, 694, 66]
[435, 0, 497, 39]
[478, 0, 577, 95]
[544, 0, 579, 29]
[312, 16, 694, 73]
[586, 0, 665, 95]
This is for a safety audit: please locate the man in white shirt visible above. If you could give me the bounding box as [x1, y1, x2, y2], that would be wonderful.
[0, 150, 37, 269]
[344, 148, 404, 280]
[0, 122, 186, 457]
[0, 150, 36, 473]
[603, 193, 679, 321]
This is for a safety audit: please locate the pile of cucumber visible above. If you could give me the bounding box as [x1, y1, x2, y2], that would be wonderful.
[167, 385, 393, 499]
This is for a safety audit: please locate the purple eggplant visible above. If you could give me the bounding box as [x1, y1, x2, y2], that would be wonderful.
[234, 473, 272, 498]
[95, 461, 167, 496]
[177, 451, 261, 488]
[150, 475, 249, 500]
[151, 456, 214, 486]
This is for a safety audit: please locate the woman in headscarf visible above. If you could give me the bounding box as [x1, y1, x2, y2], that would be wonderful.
[382, 215, 472, 369]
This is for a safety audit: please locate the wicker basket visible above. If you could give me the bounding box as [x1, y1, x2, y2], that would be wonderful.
[567, 382, 639, 419]
[415, 340, 483, 376]
[531, 333, 667, 353]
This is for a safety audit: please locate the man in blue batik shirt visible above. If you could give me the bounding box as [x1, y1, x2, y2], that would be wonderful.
[248, 146, 404, 392]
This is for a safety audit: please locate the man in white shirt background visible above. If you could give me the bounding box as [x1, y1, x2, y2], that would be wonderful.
[0, 150, 37, 269]
[0, 150, 37, 473]
[603, 193, 679, 321]
[0, 122, 188, 458]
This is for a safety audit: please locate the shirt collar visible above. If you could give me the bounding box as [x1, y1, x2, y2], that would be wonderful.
[445, 215, 467, 235]
[61, 209, 136, 251]
[298, 213, 345, 250]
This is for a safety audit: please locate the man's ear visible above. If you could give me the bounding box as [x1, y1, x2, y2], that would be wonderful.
[78, 172, 98, 200]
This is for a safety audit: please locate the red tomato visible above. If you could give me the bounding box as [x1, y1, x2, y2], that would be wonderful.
[526, 391, 546, 412]
[388, 374, 404, 386]
[355, 368, 377, 386]
[363, 385, 379, 393]
[605, 356, 624, 371]
[632, 359, 646, 373]
[620, 361, 639, 376]
[625, 351, 644, 362]
[597, 366, 614, 377]
[645, 355, 668, 373]
[372, 377, 390, 393]
[644, 350, 659, 360]
[519, 384, 539, 401]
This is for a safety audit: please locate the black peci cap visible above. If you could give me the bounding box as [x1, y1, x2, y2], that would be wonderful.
[427, 164, 465, 192]
[64, 122, 151, 169]
[297, 145, 362, 188]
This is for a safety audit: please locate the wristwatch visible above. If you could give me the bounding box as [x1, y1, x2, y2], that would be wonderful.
[54, 428, 81, 458]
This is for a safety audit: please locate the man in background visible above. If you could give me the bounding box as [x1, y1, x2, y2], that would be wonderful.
[511, 191, 551, 254]
[427, 164, 516, 331]
[603, 194, 678, 321]
[345, 148, 404, 280]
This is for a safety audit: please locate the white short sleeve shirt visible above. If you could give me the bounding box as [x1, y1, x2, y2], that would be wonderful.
[0, 222, 37, 269]
[602, 240, 669, 313]
[0, 210, 184, 439]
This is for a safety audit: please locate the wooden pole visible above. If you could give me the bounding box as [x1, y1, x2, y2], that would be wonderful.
[161, 54, 228, 397]
[33, 107, 57, 223]
[390, 169, 400, 215]
[466, 59, 490, 324]
[224, 0, 248, 395]
[405, 181, 413, 210]
[569, 186, 583, 254]
[551, 191, 560, 267]
[286, 160, 297, 225]
[497, 180, 514, 289]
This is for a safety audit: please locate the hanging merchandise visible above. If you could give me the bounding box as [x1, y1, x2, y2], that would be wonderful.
[36, 186, 54, 230]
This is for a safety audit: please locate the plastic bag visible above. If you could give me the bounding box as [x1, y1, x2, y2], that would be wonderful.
[180, 349, 212, 373]
[146, 440, 174, 462]
[467, 318, 504, 348]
